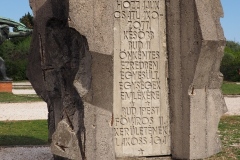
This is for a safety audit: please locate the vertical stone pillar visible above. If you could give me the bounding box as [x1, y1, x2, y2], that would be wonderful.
[167, 0, 227, 159]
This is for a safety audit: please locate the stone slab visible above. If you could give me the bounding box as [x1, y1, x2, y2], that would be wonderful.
[113, 0, 170, 157]
[116, 157, 171, 160]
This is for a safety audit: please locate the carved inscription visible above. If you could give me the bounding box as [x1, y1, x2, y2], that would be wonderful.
[114, 0, 170, 157]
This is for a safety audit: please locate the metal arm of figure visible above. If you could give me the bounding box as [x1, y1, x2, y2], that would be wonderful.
[0, 17, 32, 32]
[0, 24, 9, 29]
[0, 17, 33, 81]
[8, 30, 32, 38]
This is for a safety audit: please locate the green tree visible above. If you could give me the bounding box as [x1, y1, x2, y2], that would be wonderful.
[0, 37, 31, 80]
[220, 41, 240, 82]
[20, 12, 34, 29]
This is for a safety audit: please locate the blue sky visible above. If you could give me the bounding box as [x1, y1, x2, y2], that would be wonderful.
[0, 0, 239, 43]
[0, 1, 32, 22]
[221, 0, 240, 42]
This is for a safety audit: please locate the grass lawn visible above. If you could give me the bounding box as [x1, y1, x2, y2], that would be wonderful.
[207, 116, 240, 159]
[0, 120, 48, 146]
[221, 82, 240, 95]
[0, 92, 42, 103]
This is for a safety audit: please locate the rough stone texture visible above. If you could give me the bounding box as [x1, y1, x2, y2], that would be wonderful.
[28, 1, 115, 160]
[51, 119, 81, 159]
[69, 0, 114, 55]
[28, 0, 91, 159]
[27, 0, 226, 160]
[167, 0, 227, 159]
[83, 52, 115, 160]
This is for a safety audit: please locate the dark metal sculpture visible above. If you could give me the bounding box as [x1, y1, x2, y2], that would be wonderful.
[0, 17, 32, 81]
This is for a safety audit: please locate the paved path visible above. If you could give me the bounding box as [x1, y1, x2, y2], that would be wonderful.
[0, 97, 239, 121]
[0, 102, 48, 121]
[224, 96, 240, 115]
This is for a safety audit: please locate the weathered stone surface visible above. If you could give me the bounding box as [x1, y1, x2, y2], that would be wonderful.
[83, 52, 115, 160]
[28, 0, 226, 160]
[51, 119, 81, 159]
[167, 0, 227, 159]
[69, 0, 114, 55]
[113, 0, 170, 157]
[28, 1, 91, 159]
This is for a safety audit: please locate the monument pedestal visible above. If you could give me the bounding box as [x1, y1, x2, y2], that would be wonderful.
[0, 81, 13, 93]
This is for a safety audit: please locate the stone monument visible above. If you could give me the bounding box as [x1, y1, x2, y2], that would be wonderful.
[28, 0, 227, 159]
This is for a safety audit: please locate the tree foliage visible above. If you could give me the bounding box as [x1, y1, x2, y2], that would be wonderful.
[0, 36, 31, 80]
[221, 41, 240, 82]
[20, 12, 34, 29]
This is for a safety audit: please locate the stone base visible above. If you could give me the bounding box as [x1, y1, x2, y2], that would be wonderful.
[0, 81, 13, 93]
[116, 157, 172, 160]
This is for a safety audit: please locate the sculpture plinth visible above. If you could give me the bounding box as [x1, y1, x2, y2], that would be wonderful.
[0, 81, 12, 93]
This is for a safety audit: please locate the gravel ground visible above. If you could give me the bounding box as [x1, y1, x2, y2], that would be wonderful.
[0, 146, 52, 160]
[0, 97, 239, 160]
